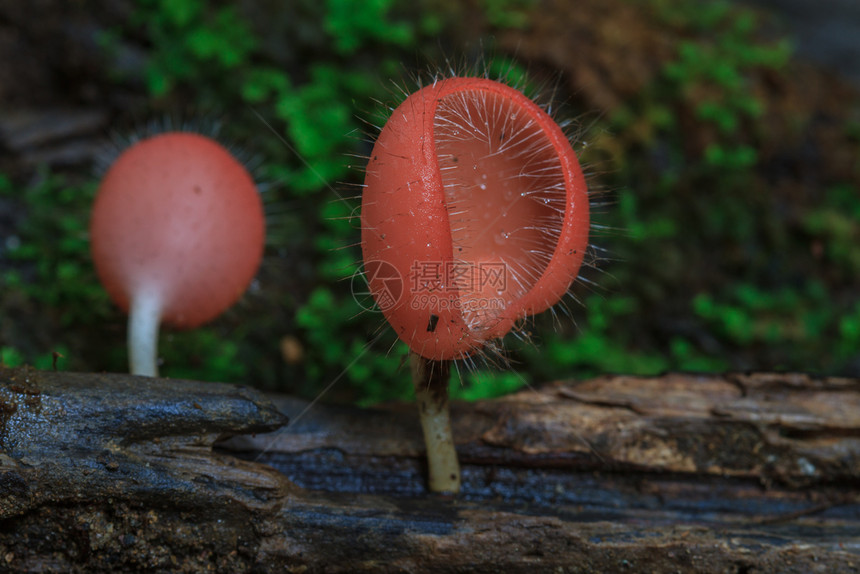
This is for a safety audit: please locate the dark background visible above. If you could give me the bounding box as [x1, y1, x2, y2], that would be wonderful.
[1, 0, 859, 405]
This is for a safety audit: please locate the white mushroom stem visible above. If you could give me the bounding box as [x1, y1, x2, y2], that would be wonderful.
[128, 289, 163, 377]
[410, 353, 461, 494]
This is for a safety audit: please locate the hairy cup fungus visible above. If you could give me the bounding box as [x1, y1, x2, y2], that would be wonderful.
[362, 77, 590, 492]
[90, 132, 265, 377]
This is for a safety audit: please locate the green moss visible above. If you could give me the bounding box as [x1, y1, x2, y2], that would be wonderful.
[1, 172, 110, 327]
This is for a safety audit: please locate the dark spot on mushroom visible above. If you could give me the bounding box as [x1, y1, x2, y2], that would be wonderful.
[427, 314, 439, 332]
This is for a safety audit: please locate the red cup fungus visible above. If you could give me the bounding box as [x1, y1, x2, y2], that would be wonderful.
[90, 132, 265, 377]
[362, 76, 589, 360]
[361, 76, 590, 493]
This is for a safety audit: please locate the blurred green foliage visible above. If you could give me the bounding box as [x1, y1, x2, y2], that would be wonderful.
[481, 0, 536, 29]
[0, 346, 69, 371]
[2, 0, 860, 404]
[802, 184, 860, 279]
[584, 0, 860, 379]
[0, 173, 106, 324]
[135, 0, 258, 98]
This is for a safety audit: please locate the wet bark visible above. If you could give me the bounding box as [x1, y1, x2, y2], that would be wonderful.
[2, 366, 859, 572]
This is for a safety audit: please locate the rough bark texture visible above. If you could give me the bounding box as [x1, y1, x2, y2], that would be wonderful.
[2, 366, 859, 572]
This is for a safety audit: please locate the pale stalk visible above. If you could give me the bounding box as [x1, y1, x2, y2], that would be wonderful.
[410, 353, 460, 493]
[128, 290, 162, 377]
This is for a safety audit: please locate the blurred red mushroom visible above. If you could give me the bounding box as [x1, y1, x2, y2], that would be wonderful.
[90, 132, 265, 376]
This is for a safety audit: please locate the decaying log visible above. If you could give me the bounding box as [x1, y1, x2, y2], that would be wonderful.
[1, 366, 859, 572]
